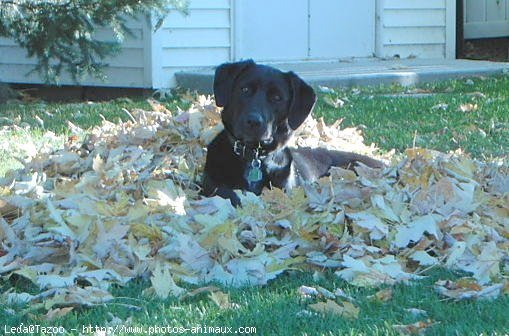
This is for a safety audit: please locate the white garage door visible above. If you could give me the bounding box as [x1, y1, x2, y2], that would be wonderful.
[234, 0, 375, 61]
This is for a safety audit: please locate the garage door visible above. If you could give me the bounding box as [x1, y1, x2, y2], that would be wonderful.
[234, 0, 375, 61]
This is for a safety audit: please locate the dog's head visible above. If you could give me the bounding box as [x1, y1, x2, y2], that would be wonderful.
[214, 60, 316, 149]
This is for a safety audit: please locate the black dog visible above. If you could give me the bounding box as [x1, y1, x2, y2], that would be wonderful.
[202, 60, 383, 206]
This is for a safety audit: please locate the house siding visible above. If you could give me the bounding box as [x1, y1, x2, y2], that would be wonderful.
[1, 0, 460, 89]
[377, 0, 456, 59]
[0, 17, 149, 87]
[0, 0, 232, 88]
[150, 0, 231, 88]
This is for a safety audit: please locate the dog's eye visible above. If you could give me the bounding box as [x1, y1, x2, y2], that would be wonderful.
[241, 86, 250, 94]
[272, 94, 282, 102]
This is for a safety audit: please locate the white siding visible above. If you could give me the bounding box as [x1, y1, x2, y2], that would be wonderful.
[151, 0, 231, 88]
[0, 0, 232, 88]
[0, 17, 150, 87]
[0, 0, 461, 89]
[377, 0, 456, 59]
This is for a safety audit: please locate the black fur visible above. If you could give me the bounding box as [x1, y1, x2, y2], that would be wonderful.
[202, 60, 383, 206]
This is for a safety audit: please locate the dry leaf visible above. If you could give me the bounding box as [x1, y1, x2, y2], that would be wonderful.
[309, 299, 359, 319]
[434, 278, 503, 301]
[458, 103, 478, 112]
[393, 319, 437, 335]
[150, 263, 185, 299]
[43, 307, 74, 321]
[181, 286, 221, 299]
[368, 288, 393, 302]
[208, 291, 240, 310]
[405, 308, 427, 317]
[298, 285, 319, 298]
[0, 94, 507, 311]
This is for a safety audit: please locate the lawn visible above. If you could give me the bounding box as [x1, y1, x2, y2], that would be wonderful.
[1, 269, 508, 335]
[0, 76, 508, 335]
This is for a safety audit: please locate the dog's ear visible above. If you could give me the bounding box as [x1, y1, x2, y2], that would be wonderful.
[214, 59, 254, 107]
[286, 71, 316, 130]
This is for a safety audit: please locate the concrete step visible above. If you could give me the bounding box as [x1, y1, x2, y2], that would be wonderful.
[175, 58, 509, 94]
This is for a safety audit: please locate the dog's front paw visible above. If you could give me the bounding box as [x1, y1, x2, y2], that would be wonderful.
[229, 194, 242, 207]
[215, 186, 242, 207]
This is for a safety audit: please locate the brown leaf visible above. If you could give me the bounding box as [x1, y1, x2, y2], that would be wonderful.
[181, 286, 221, 299]
[208, 291, 240, 310]
[434, 278, 503, 300]
[368, 288, 393, 302]
[43, 307, 74, 321]
[393, 319, 437, 335]
[458, 103, 478, 112]
[309, 299, 359, 319]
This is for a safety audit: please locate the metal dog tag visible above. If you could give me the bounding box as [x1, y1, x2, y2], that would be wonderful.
[247, 159, 263, 183]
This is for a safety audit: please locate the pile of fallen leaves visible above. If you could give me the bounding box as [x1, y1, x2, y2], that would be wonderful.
[0, 95, 508, 316]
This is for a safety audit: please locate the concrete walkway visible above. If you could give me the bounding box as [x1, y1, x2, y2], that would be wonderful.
[175, 58, 509, 94]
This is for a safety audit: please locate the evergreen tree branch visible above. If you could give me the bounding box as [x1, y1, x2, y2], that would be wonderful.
[0, 0, 189, 83]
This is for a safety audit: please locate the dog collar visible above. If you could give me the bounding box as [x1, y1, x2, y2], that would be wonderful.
[223, 125, 270, 160]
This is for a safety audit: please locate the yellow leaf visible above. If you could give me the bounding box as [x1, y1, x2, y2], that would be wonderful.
[181, 286, 221, 299]
[458, 103, 478, 112]
[393, 319, 437, 335]
[13, 266, 38, 284]
[266, 256, 306, 273]
[370, 288, 393, 302]
[44, 307, 74, 321]
[208, 290, 239, 310]
[309, 299, 359, 319]
[130, 223, 163, 241]
[150, 263, 185, 299]
[405, 148, 433, 161]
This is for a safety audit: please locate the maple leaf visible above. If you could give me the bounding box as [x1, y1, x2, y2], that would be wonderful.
[347, 211, 388, 240]
[43, 307, 74, 321]
[159, 233, 214, 274]
[459, 103, 478, 112]
[308, 299, 359, 319]
[208, 290, 240, 310]
[368, 288, 393, 302]
[392, 319, 438, 335]
[145, 180, 187, 215]
[42, 286, 114, 309]
[434, 278, 503, 300]
[460, 241, 501, 284]
[409, 251, 439, 266]
[393, 214, 441, 248]
[298, 285, 319, 298]
[150, 263, 185, 299]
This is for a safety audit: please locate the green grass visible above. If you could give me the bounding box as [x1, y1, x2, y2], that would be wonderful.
[1, 269, 508, 336]
[0, 98, 147, 134]
[1, 77, 508, 335]
[314, 76, 509, 159]
[0, 96, 190, 175]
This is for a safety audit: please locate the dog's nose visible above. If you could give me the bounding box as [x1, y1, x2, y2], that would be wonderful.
[245, 114, 263, 129]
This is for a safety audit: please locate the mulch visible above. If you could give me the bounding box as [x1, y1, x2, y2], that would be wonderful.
[459, 37, 509, 62]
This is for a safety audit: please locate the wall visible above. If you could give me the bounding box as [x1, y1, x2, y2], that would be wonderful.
[376, 0, 456, 59]
[0, 17, 149, 87]
[150, 0, 231, 88]
[0, 0, 232, 88]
